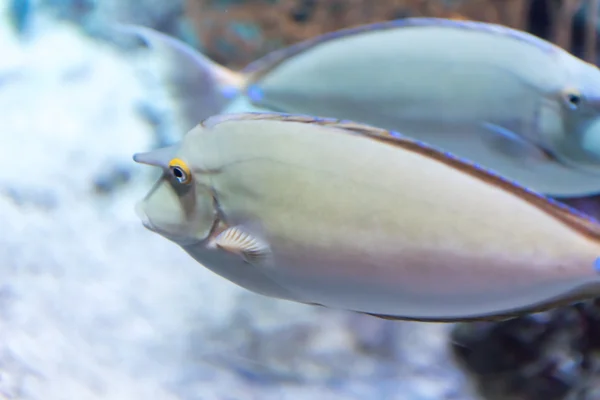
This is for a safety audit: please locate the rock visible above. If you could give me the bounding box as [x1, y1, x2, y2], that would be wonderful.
[451, 301, 600, 400]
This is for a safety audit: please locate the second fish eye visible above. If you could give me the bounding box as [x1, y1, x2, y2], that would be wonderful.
[564, 89, 583, 110]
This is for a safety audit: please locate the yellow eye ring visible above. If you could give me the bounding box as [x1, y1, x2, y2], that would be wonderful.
[168, 158, 192, 184]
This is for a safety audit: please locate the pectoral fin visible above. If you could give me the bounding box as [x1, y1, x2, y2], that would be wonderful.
[208, 225, 272, 266]
[481, 122, 550, 162]
[475, 122, 600, 197]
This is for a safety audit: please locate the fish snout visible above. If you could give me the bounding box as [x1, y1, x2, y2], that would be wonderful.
[581, 118, 600, 162]
[135, 200, 155, 232]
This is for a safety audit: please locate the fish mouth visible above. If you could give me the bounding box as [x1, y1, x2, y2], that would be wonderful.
[134, 200, 202, 246]
[135, 201, 155, 232]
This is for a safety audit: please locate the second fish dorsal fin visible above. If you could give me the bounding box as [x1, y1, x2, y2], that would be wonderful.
[241, 17, 558, 83]
[202, 112, 600, 241]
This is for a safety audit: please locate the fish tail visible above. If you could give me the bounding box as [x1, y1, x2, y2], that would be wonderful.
[111, 23, 246, 130]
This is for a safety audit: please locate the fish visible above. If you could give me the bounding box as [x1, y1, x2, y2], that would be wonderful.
[113, 24, 245, 132]
[133, 112, 600, 323]
[117, 18, 600, 198]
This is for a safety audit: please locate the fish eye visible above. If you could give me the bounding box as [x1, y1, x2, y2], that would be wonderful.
[168, 158, 192, 184]
[563, 89, 583, 110]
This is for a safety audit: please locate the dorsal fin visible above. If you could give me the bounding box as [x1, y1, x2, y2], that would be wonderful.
[202, 112, 600, 240]
[242, 17, 560, 83]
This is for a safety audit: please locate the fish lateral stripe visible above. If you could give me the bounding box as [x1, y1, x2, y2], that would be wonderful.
[199, 112, 600, 239]
[241, 17, 560, 82]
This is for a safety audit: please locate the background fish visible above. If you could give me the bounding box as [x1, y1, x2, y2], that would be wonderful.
[114, 24, 245, 133]
[117, 18, 600, 198]
[134, 112, 600, 323]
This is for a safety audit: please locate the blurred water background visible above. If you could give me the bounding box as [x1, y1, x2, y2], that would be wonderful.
[3, 0, 600, 399]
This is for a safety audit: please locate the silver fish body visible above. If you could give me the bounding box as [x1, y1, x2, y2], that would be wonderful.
[239, 18, 600, 198]
[117, 18, 600, 198]
[134, 113, 600, 322]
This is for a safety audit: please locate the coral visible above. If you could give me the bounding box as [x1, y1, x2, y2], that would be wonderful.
[185, 0, 600, 68]
[184, 0, 526, 68]
[451, 300, 600, 400]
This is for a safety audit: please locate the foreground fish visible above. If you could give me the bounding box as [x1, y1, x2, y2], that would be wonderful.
[119, 18, 600, 198]
[134, 112, 600, 322]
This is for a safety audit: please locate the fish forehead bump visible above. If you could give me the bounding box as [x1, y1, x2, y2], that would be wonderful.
[133, 144, 180, 169]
